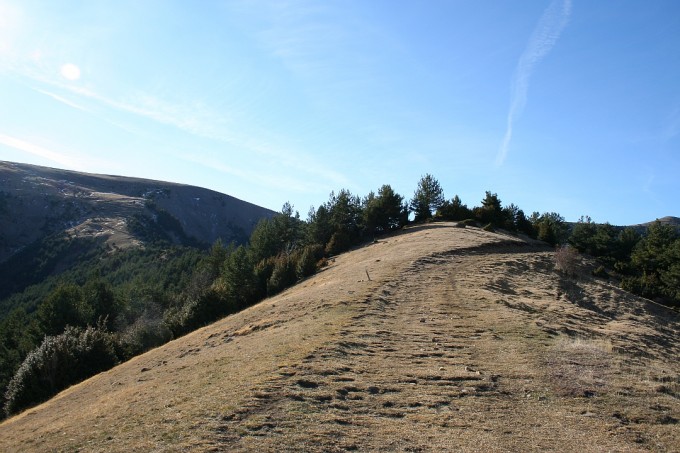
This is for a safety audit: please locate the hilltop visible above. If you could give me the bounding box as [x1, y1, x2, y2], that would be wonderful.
[1, 224, 677, 452]
[641, 216, 680, 229]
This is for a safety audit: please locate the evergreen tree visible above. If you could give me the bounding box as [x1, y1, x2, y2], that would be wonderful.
[37, 284, 91, 336]
[569, 216, 598, 254]
[221, 246, 259, 309]
[249, 202, 303, 263]
[363, 185, 408, 235]
[410, 174, 444, 222]
[329, 190, 363, 241]
[436, 195, 471, 221]
[83, 277, 117, 329]
[476, 191, 504, 226]
[532, 212, 567, 246]
[631, 221, 678, 274]
[515, 209, 535, 237]
[306, 205, 333, 247]
[204, 239, 229, 281]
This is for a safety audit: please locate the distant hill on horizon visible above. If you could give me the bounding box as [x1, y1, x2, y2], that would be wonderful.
[639, 216, 680, 227]
[0, 160, 275, 262]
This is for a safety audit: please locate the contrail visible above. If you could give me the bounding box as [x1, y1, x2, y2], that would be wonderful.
[496, 0, 572, 166]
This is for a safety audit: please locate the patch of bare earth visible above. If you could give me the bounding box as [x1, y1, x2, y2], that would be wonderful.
[1, 224, 678, 452]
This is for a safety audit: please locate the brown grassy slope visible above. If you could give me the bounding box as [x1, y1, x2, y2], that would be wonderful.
[1, 223, 678, 452]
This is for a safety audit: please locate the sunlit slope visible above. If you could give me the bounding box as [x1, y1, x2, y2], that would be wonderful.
[1, 224, 678, 452]
[0, 160, 274, 262]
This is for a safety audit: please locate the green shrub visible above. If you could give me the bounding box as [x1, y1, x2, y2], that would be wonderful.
[254, 256, 276, 295]
[296, 244, 323, 279]
[118, 313, 172, 359]
[482, 223, 495, 232]
[267, 254, 297, 296]
[592, 266, 609, 279]
[4, 326, 118, 416]
[166, 287, 235, 336]
[325, 230, 351, 256]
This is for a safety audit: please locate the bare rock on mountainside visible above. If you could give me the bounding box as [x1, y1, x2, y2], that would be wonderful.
[1, 224, 678, 452]
[0, 160, 275, 262]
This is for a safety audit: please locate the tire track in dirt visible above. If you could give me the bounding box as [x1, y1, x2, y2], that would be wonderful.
[211, 241, 653, 452]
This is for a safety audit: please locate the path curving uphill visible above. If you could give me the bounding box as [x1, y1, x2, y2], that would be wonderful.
[1, 224, 678, 452]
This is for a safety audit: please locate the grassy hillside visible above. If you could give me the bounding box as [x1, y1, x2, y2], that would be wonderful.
[1, 224, 677, 452]
[0, 161, 277, 414]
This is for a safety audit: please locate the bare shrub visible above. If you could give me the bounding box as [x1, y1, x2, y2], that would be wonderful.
[554, 245, 579, 277]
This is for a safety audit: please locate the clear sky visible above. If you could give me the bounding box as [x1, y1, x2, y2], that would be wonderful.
[0, 0, 678, 225]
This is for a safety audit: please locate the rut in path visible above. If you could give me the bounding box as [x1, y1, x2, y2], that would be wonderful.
[211, 243, 661, 452]
[214, 247, 496, 450]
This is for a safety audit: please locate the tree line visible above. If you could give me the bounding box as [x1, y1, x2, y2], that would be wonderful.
[1, 174, 677, 417]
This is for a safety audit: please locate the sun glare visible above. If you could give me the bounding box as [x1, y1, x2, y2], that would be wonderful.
[60, 63, 81, 81]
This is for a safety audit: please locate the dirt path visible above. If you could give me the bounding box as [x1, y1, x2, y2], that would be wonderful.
[206, 239, 680, 452]
[1, 224, 678, 452]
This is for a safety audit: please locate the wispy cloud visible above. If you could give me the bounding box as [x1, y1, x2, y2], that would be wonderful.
[75, 86, 351, 189]
[496, 0, 572, 166]
[31, 87, 90, 112]
[24, 75, 351, 189]
[179, 152, 332, 194]
[1, 0, 352, 194]
[0, 132, 85, 169]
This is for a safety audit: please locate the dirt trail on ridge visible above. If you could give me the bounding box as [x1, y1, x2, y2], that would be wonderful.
[1, 224, 678, 452]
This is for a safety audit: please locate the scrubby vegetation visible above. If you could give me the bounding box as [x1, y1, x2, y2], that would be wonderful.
[1, 174, 677, 417]
[568, 216, 680, 307]
[4, 325, 117, 416]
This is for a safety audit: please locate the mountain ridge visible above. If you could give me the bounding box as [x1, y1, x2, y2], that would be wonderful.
[1, 224, 677, 452]
[0, 161, 275, 263]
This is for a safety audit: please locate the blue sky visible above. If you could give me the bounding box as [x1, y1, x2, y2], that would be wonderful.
[0, 0, 678, 225]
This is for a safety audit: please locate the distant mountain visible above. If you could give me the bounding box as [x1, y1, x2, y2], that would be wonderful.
[640, 216, 680, 227]
[0, 161, 274, 261]
[567, 216, 680, 233]
[0, 161, 275, 300]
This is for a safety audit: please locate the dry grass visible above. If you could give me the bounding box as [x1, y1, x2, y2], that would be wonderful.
[546, 336, 615, 398]
[1, 223, 678, 452]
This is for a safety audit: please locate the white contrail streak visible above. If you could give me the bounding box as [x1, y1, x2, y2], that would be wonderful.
[0, 133, 82, 169]
[496, 0, 572, 166]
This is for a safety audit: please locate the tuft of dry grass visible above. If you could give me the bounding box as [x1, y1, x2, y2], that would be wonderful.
[546, 336, 615, 398]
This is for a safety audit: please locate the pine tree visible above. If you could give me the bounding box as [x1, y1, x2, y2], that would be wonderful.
[410, 174, 444, 222]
